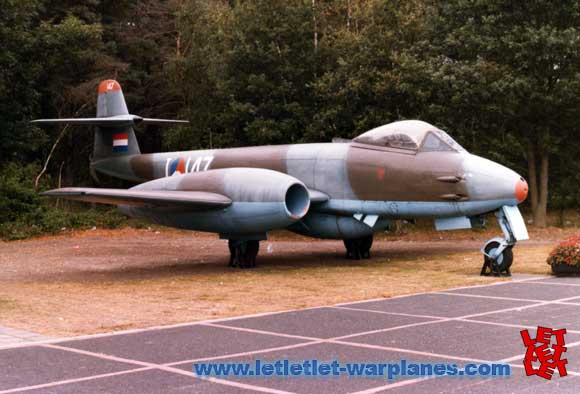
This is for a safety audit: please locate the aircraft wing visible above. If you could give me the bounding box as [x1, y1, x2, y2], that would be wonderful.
[41, 188, 231, 209]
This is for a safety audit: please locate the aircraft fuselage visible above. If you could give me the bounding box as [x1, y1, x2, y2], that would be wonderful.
[93, 141, 523, 221]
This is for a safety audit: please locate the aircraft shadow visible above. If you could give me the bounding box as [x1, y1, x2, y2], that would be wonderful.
[25, 240, 481, 283]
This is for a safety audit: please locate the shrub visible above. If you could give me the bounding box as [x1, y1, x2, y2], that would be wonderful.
[547, 236, 580, 268]
[0, 206, 129, 240]
[0, 162, 43, 224]
[0, 161, 132, 240]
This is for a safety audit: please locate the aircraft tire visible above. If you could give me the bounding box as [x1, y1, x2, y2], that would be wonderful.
[228, 240, 259, 268]
[484, 241, 513, 274]
[228, 240, 236, 267]
[343, 239, 357, 259]
[246, 240, 259, 268]
[344, 235, 373, 260]
[359, 235, 373, 259]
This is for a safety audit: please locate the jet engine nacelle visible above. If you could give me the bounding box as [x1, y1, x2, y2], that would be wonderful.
[121, 168, 311, 236]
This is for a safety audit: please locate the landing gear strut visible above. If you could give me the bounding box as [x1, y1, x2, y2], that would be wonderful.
[480, 208, 517, 277]
[344, 235, 373, 260]
[228, 240, 260, 269]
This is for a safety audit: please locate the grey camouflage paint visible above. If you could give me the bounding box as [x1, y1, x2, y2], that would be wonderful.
[41, 80, 529, 240]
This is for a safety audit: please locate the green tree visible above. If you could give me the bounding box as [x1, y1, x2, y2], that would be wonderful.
[0, 0, 117, 179]
[34, 14, 114, 186]
[307, 0, 427, 141]
[170, 0, 323, 149]
[414, 0, 580, 227]
[164, 0, 232, 150]
[0, 0, 46, 163]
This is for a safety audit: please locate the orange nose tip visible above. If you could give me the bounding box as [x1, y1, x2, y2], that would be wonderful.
[515, 178, 529, 202]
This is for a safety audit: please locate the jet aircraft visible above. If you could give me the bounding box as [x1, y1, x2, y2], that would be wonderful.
[34, 80, 529, 271]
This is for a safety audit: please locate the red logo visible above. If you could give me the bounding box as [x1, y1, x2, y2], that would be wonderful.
[520, 326, 568, 380]
[376, 168, 385, 181]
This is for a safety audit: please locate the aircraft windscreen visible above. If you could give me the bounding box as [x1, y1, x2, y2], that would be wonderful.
[421, 132, 454, 152]
[432, 129, 466, 152]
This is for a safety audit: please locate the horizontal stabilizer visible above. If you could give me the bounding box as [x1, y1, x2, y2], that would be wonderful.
[140, 118, 190, 125]
[41, 187, 231, 209]
[31, 115, 188, 127]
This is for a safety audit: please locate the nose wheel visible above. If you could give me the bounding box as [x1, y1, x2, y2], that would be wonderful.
[344, 235, 373, 260]
[481, 241, 513, 276]
[480, 208, 520, 277]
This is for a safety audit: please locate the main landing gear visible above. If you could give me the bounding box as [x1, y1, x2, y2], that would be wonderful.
[228, 240, 260, 269]
[344, 235, 373, 260]
[480, 209, 517, 277]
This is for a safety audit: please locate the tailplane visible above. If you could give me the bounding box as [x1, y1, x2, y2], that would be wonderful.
[32, 79, 188, 162]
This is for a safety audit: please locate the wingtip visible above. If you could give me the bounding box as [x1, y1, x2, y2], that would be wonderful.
[141, 118, 190, 125]
[39, 188, 85, 197]
[39, 190, 58, 197]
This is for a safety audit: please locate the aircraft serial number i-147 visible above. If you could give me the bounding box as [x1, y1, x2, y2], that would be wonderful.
[34, 80, 529, 272]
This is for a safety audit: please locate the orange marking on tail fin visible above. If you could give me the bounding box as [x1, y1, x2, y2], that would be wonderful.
[98, 80, 121, 94]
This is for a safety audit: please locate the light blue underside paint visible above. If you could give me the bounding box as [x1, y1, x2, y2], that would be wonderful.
[122, 202, 294, 235]
[119, 196, 519, 239]
[434, 216, 472, 231]
[313, 198, 519, 218]
[501, 205, 529, 241]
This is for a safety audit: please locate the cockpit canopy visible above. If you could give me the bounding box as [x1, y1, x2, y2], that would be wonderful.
[353, 120, 465, 153]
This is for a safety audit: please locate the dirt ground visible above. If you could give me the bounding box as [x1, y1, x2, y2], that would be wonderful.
[0, 225, 577, 337]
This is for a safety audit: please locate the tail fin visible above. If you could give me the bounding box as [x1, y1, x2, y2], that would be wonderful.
[31, 79, 188, 162]
[97, 80, 129, 117]
[93, 80, 139, 160]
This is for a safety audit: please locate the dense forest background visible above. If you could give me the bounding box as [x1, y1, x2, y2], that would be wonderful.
[1, 0, 579, 239]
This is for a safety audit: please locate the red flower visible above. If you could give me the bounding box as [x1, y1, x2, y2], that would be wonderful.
[547, 235, 580, 267]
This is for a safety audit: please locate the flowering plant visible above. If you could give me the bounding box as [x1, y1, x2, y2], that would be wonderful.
[547, 236, 580, 267]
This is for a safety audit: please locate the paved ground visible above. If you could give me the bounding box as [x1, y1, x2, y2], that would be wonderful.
[0, 328, 53, 348]
[2, 274, 580, 393]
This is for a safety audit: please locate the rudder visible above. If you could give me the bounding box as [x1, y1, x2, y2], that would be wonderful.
[93, 80, 140, 161]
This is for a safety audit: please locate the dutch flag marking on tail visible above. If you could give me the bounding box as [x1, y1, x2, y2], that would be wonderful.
[112, 133, 129, 152]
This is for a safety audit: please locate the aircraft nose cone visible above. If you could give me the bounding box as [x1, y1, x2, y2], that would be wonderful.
[515, 178, 529, 202]
[462, 154, 523, 204]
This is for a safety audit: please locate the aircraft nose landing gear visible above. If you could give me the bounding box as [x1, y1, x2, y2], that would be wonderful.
[480, 206, 528, 277]
[481, 240, 513, 276]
